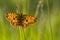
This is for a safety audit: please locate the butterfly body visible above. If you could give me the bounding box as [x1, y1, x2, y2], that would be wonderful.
[6, 13, 37, 28]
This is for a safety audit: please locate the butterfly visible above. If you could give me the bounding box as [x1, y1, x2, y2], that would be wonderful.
[5, 12, 37, 28]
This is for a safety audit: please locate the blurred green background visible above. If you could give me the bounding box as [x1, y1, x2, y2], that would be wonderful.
[0, 0, 60, 40]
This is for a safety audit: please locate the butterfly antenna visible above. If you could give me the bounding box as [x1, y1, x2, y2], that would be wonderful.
[20, 13, 23, 16]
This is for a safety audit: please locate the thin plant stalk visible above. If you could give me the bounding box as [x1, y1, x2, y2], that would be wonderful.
[36, 0, 45, 40]
[16, 0, 26, 40]
[18, 27, 26, 40]
[16, 0, 19, 13]
[34, 0, 41, 17]
[34, 0, 44, 40]
[22, 28, 26, 40]
[46, 0, 53, 40]
[17, 27, 21, 40]
[16, 0, 21, 40]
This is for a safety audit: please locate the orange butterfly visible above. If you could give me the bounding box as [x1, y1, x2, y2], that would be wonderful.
[5, 13, 37, 28]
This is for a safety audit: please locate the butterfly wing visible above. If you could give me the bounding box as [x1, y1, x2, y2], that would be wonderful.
[22, 15, 37, 28]
[6, 13, 21, 26]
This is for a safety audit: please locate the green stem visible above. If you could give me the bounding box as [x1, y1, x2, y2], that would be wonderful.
[17, 27, 21, 40]
[18, 27, 26, 40]
[46, 0, 53, 40]
[22, 28, 26, 40]
[34, 0, 41, 17]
